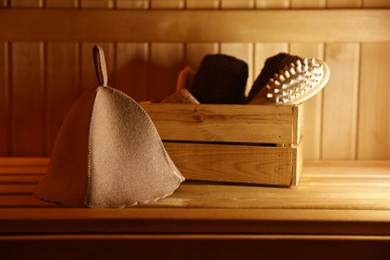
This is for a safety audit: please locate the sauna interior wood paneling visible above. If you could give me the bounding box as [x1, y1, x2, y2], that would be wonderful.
[0, 0, 389, 161]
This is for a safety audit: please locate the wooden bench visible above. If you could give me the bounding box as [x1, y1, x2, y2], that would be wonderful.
[1, 158, 390, 258]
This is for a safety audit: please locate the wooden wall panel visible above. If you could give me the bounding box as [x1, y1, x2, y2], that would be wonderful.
[11, 43, 46, 156]
[149, 43, 184, 101]
[185, 0, 219, 73]
[220, 1, 255, 96]
[0, 0, 389, 160]
[0, 0, 8, 154]
[291, 0, 325, 8]
[256, 0, 290, 8]
[46, 43, 79, 154]
[81, 0, 114, 8]
[322, 44, 360, 160]
[115, 43, 149, 101]
[80, 1, 115, 94]
[0, 43, 9, 155]
[358, 43, 390, 159]
[322, 0, 363, 159]
[290, 43, 324, 160]
[149, 1, 184, 102]
[187, 0, 219, 8]
[221, 1, 255, 8]
[116, 1, 149, 101]
[45, 1, 79, 154]
[46, 0, 79, 8]
[290, 0, 325, 160]
[116, 0, 149, 8]
[10, 0, 45, 156]
[10, 0, 42, 7]
[364, 0, 390, 7]
[151, 0, 184, 9]
[185, 43, 219, 70]
[327, 0, 362, 7]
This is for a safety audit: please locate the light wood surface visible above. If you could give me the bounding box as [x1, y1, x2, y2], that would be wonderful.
[164, 142, 297, 186]
[358, 43, 390, 159]
[1, 2, 390, 162]
[1, 157, 390, 258]
[0, 9, 389, 43]
[142, 103, 301, 144]
[1, 158, 390, 234]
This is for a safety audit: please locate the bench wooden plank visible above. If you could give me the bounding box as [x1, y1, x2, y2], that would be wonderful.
[1, 208, 390, 236]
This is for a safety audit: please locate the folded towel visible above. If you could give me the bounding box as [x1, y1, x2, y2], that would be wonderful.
[190, 54, 248, 104]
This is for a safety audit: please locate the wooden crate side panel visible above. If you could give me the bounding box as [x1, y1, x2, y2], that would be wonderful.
[292, 141, 303, 186]
[164, 142, 293, 186]
[143, 103, 297, 144]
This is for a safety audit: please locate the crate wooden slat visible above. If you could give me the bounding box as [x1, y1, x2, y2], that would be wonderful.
[142, 103, 302, 186]
[142, 103, 301, 144]
[164, 142, 295, 186]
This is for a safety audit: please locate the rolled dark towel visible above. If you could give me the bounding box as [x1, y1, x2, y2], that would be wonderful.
[190, 54, 248, 104]
[247, 53, 303, 103]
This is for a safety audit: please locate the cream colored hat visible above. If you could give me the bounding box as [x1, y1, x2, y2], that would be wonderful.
[34, 46, 184, 208]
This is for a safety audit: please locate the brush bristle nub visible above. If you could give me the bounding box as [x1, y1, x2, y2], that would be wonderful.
[265, 58, 329, 105]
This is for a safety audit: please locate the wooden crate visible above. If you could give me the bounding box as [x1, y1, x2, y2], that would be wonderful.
[142, 103, 303, 186]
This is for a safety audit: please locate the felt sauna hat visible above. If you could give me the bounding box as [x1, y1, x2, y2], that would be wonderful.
[34, 46, 185, 208]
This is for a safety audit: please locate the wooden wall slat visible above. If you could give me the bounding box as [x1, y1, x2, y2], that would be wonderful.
[221, 0, 255, 8]
[186, 0, 219, 8]
[357, 43, 390, 159]
[185, 0, 219, 75]
[290, 43, 324, 160]
[0, 42, 9, 155]
[256, 0, 290, 8]
[322, 43, 360, 160]
[0, 0, 8, 7]
[46, 43, 79, 154]
[185, 43, 219, 69]
[149, 44, 184, 101]
[149, 1, 184, 102]
[116, 0, 149, 8]
[10, 0, 42, 7]
[0, 0, 389, 159]
[81, 0, 114, 8]
[220, 0, 255, 96]
[151, 0, 184, 9]
[115, 43, 149, 101]
[290, 0, 325, 160]
[45, 1, 79, 155]
[2, 10, 389, 43]
[116, 1, 149, 102]
[291, 0, 326, 8]
[10, 0, 45, 156]
[364, 0, 390, 7]
[11, 43, 46, 156]
[327, 0, 363, 7]
[46, 0, 79, 8]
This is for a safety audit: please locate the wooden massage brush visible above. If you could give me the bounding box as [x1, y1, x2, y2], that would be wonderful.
[256, 58, 330, 105]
